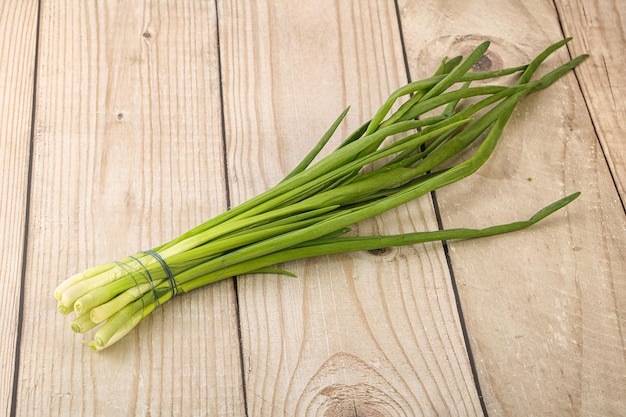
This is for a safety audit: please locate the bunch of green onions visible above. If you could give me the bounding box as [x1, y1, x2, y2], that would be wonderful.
[55, 39, 586, 351]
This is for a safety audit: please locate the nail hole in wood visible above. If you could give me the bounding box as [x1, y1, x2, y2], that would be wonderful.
[368, 247, 391, 256]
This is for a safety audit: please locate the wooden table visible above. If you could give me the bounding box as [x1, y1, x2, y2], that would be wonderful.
[1, 1, 624, 416]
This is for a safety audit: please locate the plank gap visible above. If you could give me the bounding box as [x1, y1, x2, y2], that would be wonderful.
[10, 1, 43, 416]
[214, 0, 250, 416]
[429, 190, 488, 417]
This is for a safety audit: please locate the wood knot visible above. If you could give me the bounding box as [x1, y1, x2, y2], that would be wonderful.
[296, 352, 410, 416]
[319, 383, 390, 417]
[473, 54, 493, 71]
[417, 34, 528, 82]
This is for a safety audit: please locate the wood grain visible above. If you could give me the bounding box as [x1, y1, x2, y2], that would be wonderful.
[2, 0, 623, 415]
[398, 0, 626, 415]
[14, 1, 245, 416]
[554, 0, 626, 199]
[219, 0, 483, 415]
[0, 1, 39, 415]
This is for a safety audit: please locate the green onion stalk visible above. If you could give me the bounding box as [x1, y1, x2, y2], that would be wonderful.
[55, 39, 586, 351]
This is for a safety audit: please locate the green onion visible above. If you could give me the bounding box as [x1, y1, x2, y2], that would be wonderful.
[55, 39, 587, 351]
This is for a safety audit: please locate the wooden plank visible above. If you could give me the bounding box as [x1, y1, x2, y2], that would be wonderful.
[398, 0, 626, 415]
[15, 1, 245, 416]
[0, 1, 39, 415]
[554, 0, 626, 199]
[219, 0, 483, 414]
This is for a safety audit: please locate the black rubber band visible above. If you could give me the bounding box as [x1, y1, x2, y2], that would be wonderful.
[129, 254, 161, 307]
[143, 250, 178, 297]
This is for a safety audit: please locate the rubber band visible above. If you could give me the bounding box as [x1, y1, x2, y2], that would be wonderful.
[143, 250, 178, 297]
[129, 255, 161, 307]
[114, 256, 158, 313]
[115, 251, 178, 312]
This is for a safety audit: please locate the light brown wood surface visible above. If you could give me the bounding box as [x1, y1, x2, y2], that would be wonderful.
[398, 1, 626, 415]
[13, 2, 244, 416]
[1, 1, 624, 416]
[220, 1, 480, 415]
[554, 0, 626, 198]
